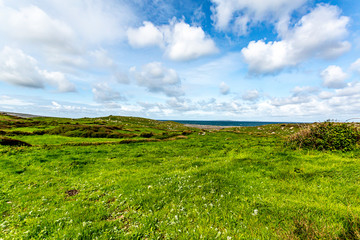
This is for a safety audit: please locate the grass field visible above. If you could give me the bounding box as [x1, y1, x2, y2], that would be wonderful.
[1, 113, 360, 239]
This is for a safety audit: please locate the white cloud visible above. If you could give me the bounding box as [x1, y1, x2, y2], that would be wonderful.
[165, 20, 219, 61]
[271, 95, 312, 107]
[263, 82, 360, 120]
[0, 46, 75, 92]
[318, 91, 334, 100]
[0, 46, 44, 88]
[39, 70, 76, 92]
[219, 82, 230, 95]
[321, 65, 348, 89]
[41, 0, 136, 45]
[90, 48, 129, 84]
[92, 82, 125, 103]
[127, 21, 164, 48]
[90, 49, 115, 68]
[0, 0, 136, 71]
[166, 97, 196, 112]
[350, 58, 360, 74]
[0, 4, 75, 49]
[0, 95, 34, 106]
[127, 20, 218, 61]
[50, 101, 85, 111]
[211, 0, 306, 34]
[241, 4, 350, 74]
[131, 62, 183, 97]
[292, 86, 318, 95]
[242, 89, 260, 101]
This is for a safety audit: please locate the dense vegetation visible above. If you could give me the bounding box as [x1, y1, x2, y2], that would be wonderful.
[1, 113, 360, 239]
[288, 121, 360, 151]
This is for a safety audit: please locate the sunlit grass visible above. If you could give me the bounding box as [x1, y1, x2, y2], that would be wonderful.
[1, 113, 360, 239]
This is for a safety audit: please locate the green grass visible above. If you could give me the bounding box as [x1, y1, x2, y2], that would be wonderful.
[1, 113, 360, 239]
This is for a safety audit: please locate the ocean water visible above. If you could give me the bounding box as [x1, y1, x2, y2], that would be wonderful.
[162, 120, 294, 127]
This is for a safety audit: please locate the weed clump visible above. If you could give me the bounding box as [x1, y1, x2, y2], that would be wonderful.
[288, 121, 360, 151]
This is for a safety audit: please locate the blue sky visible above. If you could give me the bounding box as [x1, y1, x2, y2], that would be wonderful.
[0, 0, 360, 121]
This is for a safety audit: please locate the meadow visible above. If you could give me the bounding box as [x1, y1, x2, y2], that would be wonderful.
[1, 113, 360, 239]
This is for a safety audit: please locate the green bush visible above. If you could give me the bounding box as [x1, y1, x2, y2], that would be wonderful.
[0, 137, 32, 146]
[33, 130, 46, 135]
[140, 132, 153, 138]
[288, 121, 360, 151]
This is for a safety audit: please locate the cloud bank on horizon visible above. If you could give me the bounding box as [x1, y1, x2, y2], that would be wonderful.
[0, 0, 360, 121]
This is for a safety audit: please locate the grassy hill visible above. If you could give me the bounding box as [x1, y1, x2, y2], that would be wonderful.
[0, 113, 359, 239]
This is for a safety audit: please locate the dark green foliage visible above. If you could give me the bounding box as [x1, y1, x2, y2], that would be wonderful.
[5, 131, 32, 136]
[288, 121, 360, 151]
[339, 215, 360, 240]
[182, 130, 192, 135]
[33, 130, 46, 135]
[154, 132, 182, 139]
[140, 132, 153, 138]
[0, 137, 32, 146]
[45, 125, 134, 139]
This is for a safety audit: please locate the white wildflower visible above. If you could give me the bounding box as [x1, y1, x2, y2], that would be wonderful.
[252, 209, 258, 216]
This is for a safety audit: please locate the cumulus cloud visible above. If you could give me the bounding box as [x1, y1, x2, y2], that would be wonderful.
[41, 0, 136, 45]
[127, 19, 218, 61]
[164, 20, 219, 61]
[158, 83, 360, 120]
[0, 46, 75, 92]
[321, 65, 348, 89]
[241, 4, 350, 74]
[242, 89, 260, 101]
[350, 58, 360, 74]
[39, 70, 76, 92]
[131, 62, 183, 97]
[271, 93, 312, 107]
[271, 86, 318, 107]
[262, 82, 360, 120]
[211, 0, 306, 34]
[92, 82, 126, 103]
[166, 97, 196, 112]
[137, 97, 245, 117]
[50, 101, 87, 112]
[0, 0, 136, 70]
[0, 4, 75, 50]
[219, 82, 230, 95]
[0, 46, 44, 88]
[127, 21, 164, 48]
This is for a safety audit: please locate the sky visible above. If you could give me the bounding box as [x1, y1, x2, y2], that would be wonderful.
[0, 0, 360, 121]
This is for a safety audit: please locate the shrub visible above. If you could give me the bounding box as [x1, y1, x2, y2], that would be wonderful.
[140, 132, 153, 138]
[6, 131, 32, 136]
[182, 130, 193, 135]
[33, 130, 46, 135]
[287, 121, 360, 151]
[0, 137, 32, 147]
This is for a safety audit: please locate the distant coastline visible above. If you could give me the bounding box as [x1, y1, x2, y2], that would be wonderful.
[162, 120, 298, 127]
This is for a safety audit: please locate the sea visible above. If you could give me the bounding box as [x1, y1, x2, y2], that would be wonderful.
[162, 120, 297, 127]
